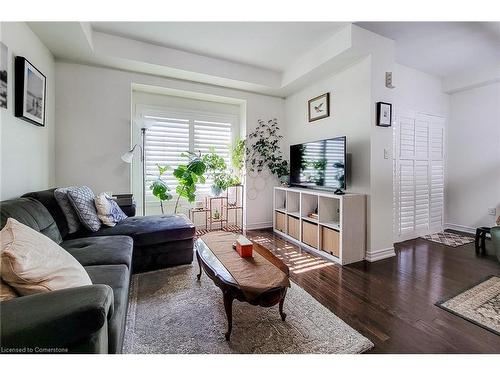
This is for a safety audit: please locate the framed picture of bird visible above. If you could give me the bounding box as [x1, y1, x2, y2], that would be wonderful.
[308, 92, 330, 122]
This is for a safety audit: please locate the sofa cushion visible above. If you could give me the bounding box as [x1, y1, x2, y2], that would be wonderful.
[1, 218, 92, 296]
[22, 188, 69, 238]
[54, 187, 81, 234]
[0, 197, 62, 244]
[78, 214, 195, 247]
[62, 236, 133, 269]
[85, 264, 130, 354]
[67, 186, 101, 232]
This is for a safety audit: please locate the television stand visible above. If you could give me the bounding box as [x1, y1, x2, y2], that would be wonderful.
[273, 186, 366, 265]
[334, 188, 345, 195]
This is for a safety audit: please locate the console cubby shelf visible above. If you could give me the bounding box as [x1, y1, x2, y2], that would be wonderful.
[273, 186, 366, 265]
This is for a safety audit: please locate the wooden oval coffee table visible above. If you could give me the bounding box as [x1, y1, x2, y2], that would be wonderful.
[195, 232, 290, 341]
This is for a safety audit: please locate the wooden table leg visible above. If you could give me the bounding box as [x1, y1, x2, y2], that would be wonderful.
[481, 230, 487, 255]
[196, 250, 202, 281]
[475, 228, 481, 254]
[223, 290, 233, 341]
[279, 288, 287, 321]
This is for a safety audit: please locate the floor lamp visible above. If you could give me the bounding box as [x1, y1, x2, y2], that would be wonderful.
[121, 126, 150, 216]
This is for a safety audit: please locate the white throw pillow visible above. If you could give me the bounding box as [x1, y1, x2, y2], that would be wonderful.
[94, 193, 128, 227]
[0, 218, 92, 296]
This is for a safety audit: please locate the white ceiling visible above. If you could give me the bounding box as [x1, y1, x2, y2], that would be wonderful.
[357, 22, 500, 77]
[90, 22, 347, 71]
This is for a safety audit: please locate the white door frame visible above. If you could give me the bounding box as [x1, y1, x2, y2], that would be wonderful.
[393, 108, 446, 242]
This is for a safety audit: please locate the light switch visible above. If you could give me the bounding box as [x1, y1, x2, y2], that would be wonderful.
[384, 148, 390, 159]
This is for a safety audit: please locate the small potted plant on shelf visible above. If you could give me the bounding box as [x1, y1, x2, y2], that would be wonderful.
[202, 147, 240, 196]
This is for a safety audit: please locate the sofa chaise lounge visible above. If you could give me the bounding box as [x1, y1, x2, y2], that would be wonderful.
[0, 188, 196, 353]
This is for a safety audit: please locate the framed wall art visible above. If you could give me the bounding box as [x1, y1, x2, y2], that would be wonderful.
[376, 101, 392, 127]
[15, 56, 46, 126]
[308, 92, 330, 122]
[0, 42, 7, 110]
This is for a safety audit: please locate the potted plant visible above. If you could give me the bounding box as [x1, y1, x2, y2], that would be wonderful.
[172, 152, 206, 213]
[202, 148, 240, 196]
[246, 119, 289, 179]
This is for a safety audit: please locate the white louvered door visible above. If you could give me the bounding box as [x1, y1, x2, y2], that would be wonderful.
[394, 111, 445, 242]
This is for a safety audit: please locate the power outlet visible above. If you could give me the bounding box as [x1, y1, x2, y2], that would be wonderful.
[488, 207, 497, 216]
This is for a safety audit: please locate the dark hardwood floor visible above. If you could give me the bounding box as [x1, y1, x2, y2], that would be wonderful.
[245, 228, 500, 353]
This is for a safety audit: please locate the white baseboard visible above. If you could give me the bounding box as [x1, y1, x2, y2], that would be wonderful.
[365, 247, 396, 262]
[443, 223, 476, 234]
[244, 221, 273, 231]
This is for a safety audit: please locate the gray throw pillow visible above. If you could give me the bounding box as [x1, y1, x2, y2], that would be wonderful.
[54, 187, 81, 234]
[67, 186, 101, 232]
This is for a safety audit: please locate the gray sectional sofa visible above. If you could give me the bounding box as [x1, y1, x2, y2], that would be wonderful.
[0, 188, 196, 354]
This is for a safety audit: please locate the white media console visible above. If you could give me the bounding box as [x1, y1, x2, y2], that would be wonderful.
[273, 186, 366, 265]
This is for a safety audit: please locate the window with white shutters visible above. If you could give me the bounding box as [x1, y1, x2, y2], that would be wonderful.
[194, 119, 232, 195]
[394, 112, 445, 241]
[137, 106, 237, 204]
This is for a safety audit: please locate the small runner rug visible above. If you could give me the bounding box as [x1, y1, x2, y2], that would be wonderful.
[123, 264, 374, 354]
[421, 231, 474, 247]
[437, 276, 500, 335]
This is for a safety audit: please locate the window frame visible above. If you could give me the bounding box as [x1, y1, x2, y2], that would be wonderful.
[131, 104, 239, 212]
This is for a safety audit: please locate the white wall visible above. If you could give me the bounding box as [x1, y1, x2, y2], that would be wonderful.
[285, 57, 374, 249]
[394, 64, 449, 117]
[0, 22, 55, 200]
[285, 58, 372, 195]
[446, 82, 500, 231]
[55, 62, 284, 229]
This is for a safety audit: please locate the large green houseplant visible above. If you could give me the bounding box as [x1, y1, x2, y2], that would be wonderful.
[246, 119, 289, 180]
[172, 152, 207, 213]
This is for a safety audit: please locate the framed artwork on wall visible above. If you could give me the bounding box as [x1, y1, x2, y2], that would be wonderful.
[376, 101, 392, 127]
[308, 92, 330, 122]
[0, 42, 7, 110]
[15, 56, 46, 126]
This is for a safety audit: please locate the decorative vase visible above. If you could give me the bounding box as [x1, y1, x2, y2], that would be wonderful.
[211, 185, 223, 197]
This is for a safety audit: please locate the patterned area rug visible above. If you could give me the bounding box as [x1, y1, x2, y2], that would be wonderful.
[421, 231, 474, 247]
[437, 276, 500, 335]
[123, 264, 373, 354]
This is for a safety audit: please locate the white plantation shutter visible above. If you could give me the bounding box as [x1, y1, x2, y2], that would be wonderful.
[143, 115, 190, 202]
[138, 106, 236, 203]
[394, 112, 445, 241]
[193, 119, 232, 195]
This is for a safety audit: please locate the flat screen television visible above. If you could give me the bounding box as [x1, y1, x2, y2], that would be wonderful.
[289, 136, 346, 191]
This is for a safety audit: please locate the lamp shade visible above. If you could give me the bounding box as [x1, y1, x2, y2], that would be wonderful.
[121, 144, 138, 163]
[121, 150, 134, 163]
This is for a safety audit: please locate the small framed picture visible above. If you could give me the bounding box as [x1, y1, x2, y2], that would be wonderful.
[308, 92, 330, 122]
[376, 102, 392, 127]
[15, 56, 46, 126]
[0, 42, 7, 110]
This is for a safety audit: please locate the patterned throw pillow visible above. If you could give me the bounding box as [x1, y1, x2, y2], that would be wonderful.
[67, 186, 101, 232]
[94, 193, 128, 227]
[54, 187, 81, 234]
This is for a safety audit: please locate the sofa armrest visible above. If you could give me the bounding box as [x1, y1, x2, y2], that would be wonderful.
[119, 202, 136, 217]
[0, 284, 113, 352]
[491, 226, 500, 249]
